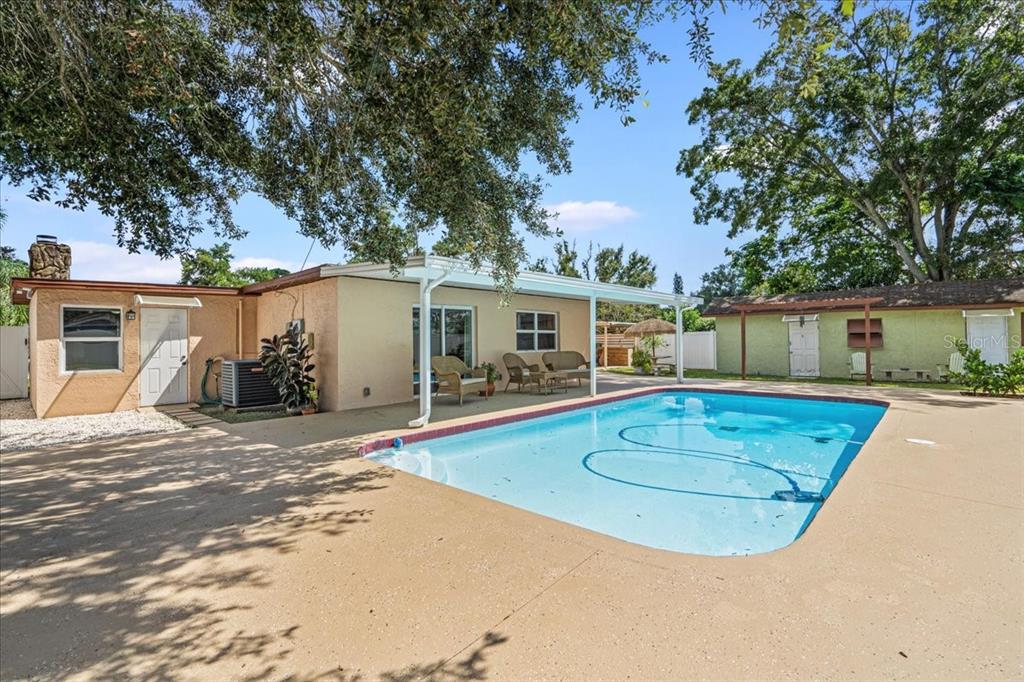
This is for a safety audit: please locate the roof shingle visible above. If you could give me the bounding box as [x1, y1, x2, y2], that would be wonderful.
[703, 278, 1024, 316]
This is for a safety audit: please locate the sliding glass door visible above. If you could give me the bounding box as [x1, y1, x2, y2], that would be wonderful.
[412, 305, 474, 369]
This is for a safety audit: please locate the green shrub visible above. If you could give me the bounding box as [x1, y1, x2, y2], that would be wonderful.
[632, 348, 653, 374]
[951, 340, 1024, 396]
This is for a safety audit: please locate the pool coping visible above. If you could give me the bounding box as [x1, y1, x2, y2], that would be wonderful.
[357, 385, 891, 455]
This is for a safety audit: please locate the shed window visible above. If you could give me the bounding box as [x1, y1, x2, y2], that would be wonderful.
[847, 318, 883, 348]
[516, 311, 558, 351]
[61, 307, 122, 372]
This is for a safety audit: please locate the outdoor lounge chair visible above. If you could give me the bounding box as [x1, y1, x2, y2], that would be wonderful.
[937, 351, 966, 382]
[431, 355, 487, 405]
[849, 352, 868, 379]
[502, 353, 546, 393]
[541, 351, 590, 386]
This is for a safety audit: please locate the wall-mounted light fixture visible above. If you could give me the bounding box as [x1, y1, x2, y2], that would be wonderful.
[126, 309, 137, 321]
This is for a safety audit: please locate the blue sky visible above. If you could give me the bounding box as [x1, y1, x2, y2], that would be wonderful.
[0, 6, 772, 291]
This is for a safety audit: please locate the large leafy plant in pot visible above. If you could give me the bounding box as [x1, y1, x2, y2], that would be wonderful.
[259, 329, 316, 412]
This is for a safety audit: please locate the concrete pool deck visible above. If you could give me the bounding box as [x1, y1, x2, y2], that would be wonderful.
[1, 374, 1021, 680]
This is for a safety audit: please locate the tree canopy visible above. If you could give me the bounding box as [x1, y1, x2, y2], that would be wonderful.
[179, 243, 289, 287]
[1, 0, 687, 292]
[0, 209, 29, 325]
[680, 0, 1024, 283]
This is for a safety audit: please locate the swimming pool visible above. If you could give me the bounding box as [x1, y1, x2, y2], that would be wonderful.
[366, 390, 887, 556]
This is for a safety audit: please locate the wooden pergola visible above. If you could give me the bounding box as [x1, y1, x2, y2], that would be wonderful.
[733, 296, 885, 385]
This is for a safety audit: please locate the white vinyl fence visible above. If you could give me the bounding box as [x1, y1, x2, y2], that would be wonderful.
[655, 331, 717, 370]
[1, 325, 29, 399]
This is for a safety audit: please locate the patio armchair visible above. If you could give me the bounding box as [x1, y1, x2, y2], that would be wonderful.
[936, 351, 966, 382]
[431, 355, 488, 405]
[541, 351, 590, 387]
[502, 353, 545, 393]
[849, 352, 868, 379]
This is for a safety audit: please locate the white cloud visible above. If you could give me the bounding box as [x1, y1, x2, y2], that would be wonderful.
[544, 200, 638, 232]
[67, 241, 182, 283]
[233, 256, 297, 271]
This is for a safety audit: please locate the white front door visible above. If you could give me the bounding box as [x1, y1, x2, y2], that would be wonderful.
[967, 315, 1009, 365]
[140, 308, 188, 406]
[789, 320, 820, 377]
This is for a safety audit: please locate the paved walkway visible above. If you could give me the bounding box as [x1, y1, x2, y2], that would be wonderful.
[1, 375, 1021, 680]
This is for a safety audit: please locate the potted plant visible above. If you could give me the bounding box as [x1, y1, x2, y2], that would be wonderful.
[259, 328, 316, 415]
[301, 384, 319, 415]
[631, 348, 653, 375]
[475, 362, 501, 396]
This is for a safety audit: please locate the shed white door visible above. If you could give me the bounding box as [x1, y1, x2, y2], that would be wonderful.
[140, 308, 188, 406]
[0, 325, 29, 399]
[789, 320, 820, 377]
[967, 315, 1009, 365]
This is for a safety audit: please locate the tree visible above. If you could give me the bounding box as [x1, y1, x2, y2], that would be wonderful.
[533, 240, 659, 320]
[179, 243, 289, 286]
[680, 0, 1024, 283]
[1, 1, 685, 293]
[694, 262, 746, 303]
[672, 273, 684, 295]
[0, 208, 29, 325]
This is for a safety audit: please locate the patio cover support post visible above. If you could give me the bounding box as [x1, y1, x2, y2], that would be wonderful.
[589, 294, 598, 396]
[409, 269, 451, 428]
[864, 303, 872, 386]
[675, 305, 684, 383]
[740, 310, 748, 380]
[603, 322, 609, 367]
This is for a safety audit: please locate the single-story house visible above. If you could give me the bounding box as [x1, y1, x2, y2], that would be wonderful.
[704, 279, 1024, 382]
[10, 241, 699, 420]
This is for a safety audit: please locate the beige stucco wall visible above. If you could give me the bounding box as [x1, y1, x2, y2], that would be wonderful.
[336, 276, 591, 410]
[715, 306, 1024, 378]
[255, 277, 340, 411]
[30, 289, 244, 417]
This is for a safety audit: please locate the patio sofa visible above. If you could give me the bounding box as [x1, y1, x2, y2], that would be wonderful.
[431, 356, 487, 405]
[542, 351, 590, 387]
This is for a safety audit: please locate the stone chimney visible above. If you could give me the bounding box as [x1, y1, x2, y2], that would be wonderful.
[28, 235, 72, 280]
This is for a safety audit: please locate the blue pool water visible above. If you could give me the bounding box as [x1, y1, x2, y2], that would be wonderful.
[368, 391, 886, 556]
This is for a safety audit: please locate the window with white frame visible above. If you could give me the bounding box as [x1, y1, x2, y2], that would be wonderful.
[516, 311, 558, 351]
[61, 306, 122, 372]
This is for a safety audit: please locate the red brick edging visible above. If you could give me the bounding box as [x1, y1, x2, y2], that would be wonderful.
[357, 386, 890, 455]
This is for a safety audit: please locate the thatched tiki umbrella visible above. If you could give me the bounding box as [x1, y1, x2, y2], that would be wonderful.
[623, 318, 677, 370]
[623, 318, 676, 338]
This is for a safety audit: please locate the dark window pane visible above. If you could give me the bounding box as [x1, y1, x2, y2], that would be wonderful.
[63, 308, 120, 338]
[412, 309, 422, 367]
[430, 309, 443, 359]
[516, 312, 535, 330]
[65, 341, 119, 370]
[536, 313, 556, 331]
[445, 309, 472, 363]
[516, 332, 535, 351]
[537, 332, 557, 350]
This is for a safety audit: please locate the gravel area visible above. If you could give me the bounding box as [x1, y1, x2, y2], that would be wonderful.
[0, 399, 186, 451]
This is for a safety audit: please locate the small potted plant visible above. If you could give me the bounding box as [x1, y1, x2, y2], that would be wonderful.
[302, 384, 319, 416]
[475, 362, 501, 396]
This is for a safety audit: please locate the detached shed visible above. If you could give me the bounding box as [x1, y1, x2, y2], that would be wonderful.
[704, 279, 1024, 383]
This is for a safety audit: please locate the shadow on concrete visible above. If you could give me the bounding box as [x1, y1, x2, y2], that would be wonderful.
[0, 426, 388, 679]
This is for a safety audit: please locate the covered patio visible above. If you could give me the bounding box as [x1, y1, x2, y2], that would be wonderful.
[323, 255, 701, 426]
